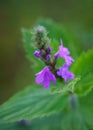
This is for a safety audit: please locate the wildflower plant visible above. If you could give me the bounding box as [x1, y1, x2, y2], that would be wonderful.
[34, 25, 75, 88]
[0, 20, 93, 130]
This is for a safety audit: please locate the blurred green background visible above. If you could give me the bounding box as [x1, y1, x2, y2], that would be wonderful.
[0, 0, 93, 104]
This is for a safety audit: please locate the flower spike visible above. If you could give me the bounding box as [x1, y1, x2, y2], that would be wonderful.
[33, 25, 75, 88]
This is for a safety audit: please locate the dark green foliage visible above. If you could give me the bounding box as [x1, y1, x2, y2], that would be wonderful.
[0, 85, 67, 122]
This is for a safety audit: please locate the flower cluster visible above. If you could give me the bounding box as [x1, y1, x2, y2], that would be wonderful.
[33, 26, 75, 88]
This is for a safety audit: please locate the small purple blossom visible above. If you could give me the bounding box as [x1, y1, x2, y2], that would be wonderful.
[64, 56, 74, 66]
[35, 66, 56, 88]
[46, 54, 51, 59]
[55, 39, 74, 66]
[34, 50, 41, 58]
[58, 44, 70, 57]
[47, 46, 52, 52]
[57, 64, 74, 82]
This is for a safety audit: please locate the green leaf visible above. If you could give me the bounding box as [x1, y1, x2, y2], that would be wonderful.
[0, 84, 93, 130]
[0, 93, 91, 130]
[60, 108, 88, 130]
[0, 108, 90, 130]
[0, 85, 67, 123]
[71, 48, 93, 96]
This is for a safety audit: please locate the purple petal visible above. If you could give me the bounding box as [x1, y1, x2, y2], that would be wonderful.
[54, 42, 75, 66]
[49, 72, 56, 82]
[48, 46, 52, 52]
[57, 64, 75, 82]
[57, 64, 67, 76]
[59, 44, 70, 56]
[34, 51, 41, 58]
[57, 69, 62, 76]
[35, 67, 48, 85]
[35, 66, 56, 88]
[68, 72, 74, 79]
[43, 72, 50, 88]
[62, 70, 74, 82]
[43, 79, 50, 88]
[35, 74, 43, 84]
[46, 54, 51, 59]
[64, 56, 74, 66]
[35, 69, 45, 84]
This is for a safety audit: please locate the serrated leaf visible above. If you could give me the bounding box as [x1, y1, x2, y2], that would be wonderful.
[0, 85, 67, 123]
[71, 49, 93, 96]
[0, 110, 90, 130]
[0, 113, 63, 130]
[0, 85, 93, 130]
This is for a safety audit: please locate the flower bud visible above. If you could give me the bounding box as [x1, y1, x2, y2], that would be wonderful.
[34, 51, 41, 58]
[46, 54, 51, 59]
[33, 26, 51, 49]
[47, 46, 52, 52]
[34, 26, 47, 42]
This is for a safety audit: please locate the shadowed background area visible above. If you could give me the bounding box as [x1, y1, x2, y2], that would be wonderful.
[0, 0, 93, 104]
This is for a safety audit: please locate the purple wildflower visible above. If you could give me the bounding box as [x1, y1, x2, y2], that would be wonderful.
[58, 40, 70, 56]
[55, 39, 74, 66]
[57, 64, 74, 82]
[64, 56, 74, 66]
[34, 50, 41, 58]
[35, 66, 56, 88]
